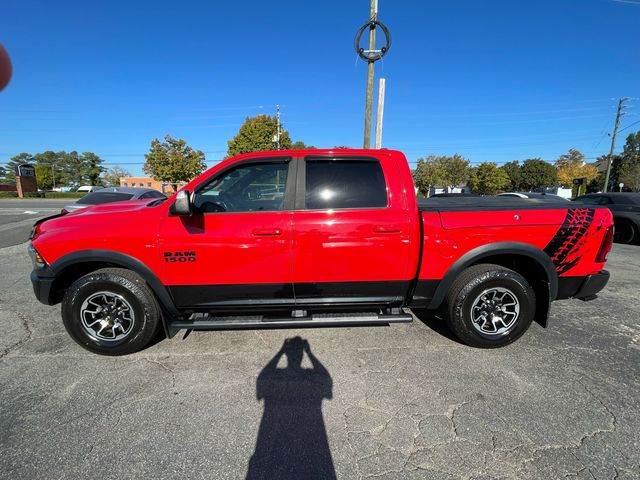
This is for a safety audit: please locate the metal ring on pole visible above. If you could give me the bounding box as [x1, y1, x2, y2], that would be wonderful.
[354, 20, 391, 62]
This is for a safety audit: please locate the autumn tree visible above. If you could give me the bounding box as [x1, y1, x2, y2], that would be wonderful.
[226, 115, 292, 158]
[102, 166, 132, 187]
[469, 162, 511, 195]
[144, 135, 207, 189]
[520, 159, 557, 191]
[555, 149, 598, 191]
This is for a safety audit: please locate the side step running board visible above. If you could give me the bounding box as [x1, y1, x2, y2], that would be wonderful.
[170, 311, 413, 331]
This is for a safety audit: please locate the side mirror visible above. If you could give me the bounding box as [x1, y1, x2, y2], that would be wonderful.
[170, 190, 193, 216]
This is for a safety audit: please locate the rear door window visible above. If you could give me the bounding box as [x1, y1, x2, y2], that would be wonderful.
[304, 159, 387, 210]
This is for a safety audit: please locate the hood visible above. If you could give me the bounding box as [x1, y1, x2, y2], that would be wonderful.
[34, 199, 165, 237]
[67, 199, 155, 215]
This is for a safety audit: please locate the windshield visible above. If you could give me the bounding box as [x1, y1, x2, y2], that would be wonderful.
[76, 192, 135, 205]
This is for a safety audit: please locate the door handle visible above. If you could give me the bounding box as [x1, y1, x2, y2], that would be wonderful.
[252, 228, 283, 236]
[372, 225, 402, 234]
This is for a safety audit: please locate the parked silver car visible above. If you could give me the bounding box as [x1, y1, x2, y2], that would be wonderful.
[498, 192, 569, 201]
[62, 187, 167, 213]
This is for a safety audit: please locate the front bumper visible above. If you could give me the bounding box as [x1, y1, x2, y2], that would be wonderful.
[556, 270, 610, 301]
[30, 270, 57, 305]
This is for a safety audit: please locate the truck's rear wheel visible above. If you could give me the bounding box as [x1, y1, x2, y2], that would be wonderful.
[445, 264, 536, 348]
[61, 268, 161, 355]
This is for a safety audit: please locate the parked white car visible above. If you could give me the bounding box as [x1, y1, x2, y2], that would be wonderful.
[76, 186, 103, 193]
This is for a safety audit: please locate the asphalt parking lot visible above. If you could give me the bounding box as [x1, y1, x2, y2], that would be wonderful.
[0, 199, 67, 248]
[0, 202, 639, 479]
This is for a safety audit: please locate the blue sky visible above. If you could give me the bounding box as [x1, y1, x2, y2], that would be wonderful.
[1, 0, 639, 176]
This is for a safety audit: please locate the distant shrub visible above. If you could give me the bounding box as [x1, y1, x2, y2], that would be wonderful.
[23, 192, 46, 198]
[0, 191, 18, 198]
[44, 192, 86, 199]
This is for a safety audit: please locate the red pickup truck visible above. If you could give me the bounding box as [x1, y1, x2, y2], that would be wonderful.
[28, 149, 613, 355]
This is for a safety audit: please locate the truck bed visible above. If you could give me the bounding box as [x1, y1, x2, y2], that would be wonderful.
[418, 196, 572, 211]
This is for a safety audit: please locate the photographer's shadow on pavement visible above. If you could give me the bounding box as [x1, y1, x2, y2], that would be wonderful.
[246, 336, 336, 480]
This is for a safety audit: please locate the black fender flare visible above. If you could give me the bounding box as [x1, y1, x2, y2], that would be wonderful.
[427, 242, 558, 310]
[50, 250, 180, 328]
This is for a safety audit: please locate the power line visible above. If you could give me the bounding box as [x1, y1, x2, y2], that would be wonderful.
[617, 119, 640, 134]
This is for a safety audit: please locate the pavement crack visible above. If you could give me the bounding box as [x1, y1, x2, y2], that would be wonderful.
[0, 311, 34, 358]
[447, 399, 470, 439]
[143, 357, 176, 390]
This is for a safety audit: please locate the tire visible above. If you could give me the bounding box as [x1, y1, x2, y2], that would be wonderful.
[61, 268, 161, 355]
[613, 219, 637, 245]
[445, 264, 536, 348]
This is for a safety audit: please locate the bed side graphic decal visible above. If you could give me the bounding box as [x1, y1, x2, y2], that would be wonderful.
[544, 208, 595, 275]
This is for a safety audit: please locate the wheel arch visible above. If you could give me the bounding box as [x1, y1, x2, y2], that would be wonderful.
[49, 250, 179, 331]
[428, 242, 558, 326]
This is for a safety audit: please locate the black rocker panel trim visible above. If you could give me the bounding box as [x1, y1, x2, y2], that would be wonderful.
[294, 280, 409, 302]
[168, 280, 410, 309]
[170, 283, 295, 308]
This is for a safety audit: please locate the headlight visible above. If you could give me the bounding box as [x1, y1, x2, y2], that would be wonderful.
[27, 243, 47, 268]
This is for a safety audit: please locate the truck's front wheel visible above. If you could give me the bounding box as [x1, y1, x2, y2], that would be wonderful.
[62, 268, 161, 355]
[446, 264, 536, 348]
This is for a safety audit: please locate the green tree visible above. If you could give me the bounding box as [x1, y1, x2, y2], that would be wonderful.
[101, 166, 132, 187]
[34, 164, 55, 190]
[555, 149, 598, 190]
[291, 141, 316, 149]
[520, 159, 557, 191]
[80, 152, 104, 185]
[468, 162, 511, 195]
[500, 160, 522, 190]
[616, 131, 640, 191]
[439, 154, 471, 190]
[32, 151, 70, 188]
[586, 173, 605, 193]
[2, 153, 34, 185]
[3, 150, 104, 188]
[144, 134, 206, 189]
[595, 154, 623, 191]
[226, 115, 292, 158]
[622, 131, 640, 158]
[619, 162, 640, 191]
[412, 156, 445, 196]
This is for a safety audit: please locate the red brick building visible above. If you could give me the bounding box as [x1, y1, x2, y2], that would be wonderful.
[119, 177, 182, 195]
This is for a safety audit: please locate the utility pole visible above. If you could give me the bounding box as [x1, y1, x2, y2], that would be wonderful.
[375, 78, 386, 149]
[276, 105, 282, 150]
[603, 98, 627, 192]
[363, 0, 377, 149]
